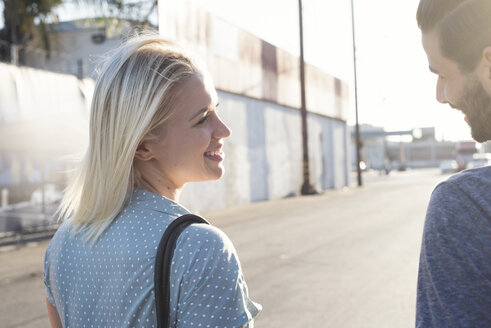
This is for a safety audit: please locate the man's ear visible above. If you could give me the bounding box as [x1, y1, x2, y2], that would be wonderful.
[484, 46, 491, 65]
[481, 47, 491, 77]
[134, 141, 154, 161]
[478, 46, 491, 92]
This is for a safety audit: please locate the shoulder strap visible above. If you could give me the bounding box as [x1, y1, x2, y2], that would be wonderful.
[154, 214, 210, 328]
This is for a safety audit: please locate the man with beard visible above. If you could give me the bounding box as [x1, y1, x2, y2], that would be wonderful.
[416, 0, 491, 327]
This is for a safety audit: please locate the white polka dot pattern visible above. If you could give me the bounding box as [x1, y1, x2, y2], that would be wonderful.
[44, 188, 261, 327]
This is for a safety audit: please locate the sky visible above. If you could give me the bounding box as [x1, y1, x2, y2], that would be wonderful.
[0, 0, 474, 141]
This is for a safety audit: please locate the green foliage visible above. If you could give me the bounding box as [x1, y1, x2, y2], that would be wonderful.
[2, 0, 62, 43]
[72, 0, 157, 24]
[0, 0, 62, 62]
[0, 0, 158, 63]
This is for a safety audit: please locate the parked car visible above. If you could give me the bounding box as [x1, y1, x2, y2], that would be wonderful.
[440, 160, 458, 174]
[466, 153, 491, 169]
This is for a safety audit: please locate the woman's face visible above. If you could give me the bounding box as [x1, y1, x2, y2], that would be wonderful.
[143, 74, 231, 190]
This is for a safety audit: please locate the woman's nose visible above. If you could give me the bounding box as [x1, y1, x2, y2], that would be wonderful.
[213, 114, 232, 139]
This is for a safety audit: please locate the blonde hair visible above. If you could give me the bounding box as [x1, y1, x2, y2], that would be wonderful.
[58, 31, 202, 244]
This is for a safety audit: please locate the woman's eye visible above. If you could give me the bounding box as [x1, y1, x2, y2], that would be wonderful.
[196, 113, 210, 125]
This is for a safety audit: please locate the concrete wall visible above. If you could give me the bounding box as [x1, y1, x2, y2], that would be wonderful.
[0, 63, 93, 203]
[0, 62, 92, 154]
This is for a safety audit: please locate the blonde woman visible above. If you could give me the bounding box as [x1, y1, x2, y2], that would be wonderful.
[43, 32, 261, 327]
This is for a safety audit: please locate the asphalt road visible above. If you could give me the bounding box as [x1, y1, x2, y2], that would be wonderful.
[0, 168, 448, 328]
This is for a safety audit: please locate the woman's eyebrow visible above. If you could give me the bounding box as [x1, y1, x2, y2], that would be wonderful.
[188, 101, 220, 122]
[188, 106, 210, 122]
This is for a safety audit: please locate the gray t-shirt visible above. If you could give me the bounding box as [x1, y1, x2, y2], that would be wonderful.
[44, 188, 261, 327]
[416, 167, 491, 327]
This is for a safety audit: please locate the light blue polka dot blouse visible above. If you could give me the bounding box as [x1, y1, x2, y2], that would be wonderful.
[44, 188, 261, 327]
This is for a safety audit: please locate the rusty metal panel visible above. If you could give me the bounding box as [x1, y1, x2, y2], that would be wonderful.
[158, 1, 349, 122]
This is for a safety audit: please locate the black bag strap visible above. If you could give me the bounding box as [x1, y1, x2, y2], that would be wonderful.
[154, 214, 210, 328]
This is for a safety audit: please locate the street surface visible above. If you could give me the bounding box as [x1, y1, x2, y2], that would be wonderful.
[0, 169, 448, 328]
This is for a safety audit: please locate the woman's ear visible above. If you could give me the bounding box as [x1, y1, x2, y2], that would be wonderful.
[134, 141, 154, 161]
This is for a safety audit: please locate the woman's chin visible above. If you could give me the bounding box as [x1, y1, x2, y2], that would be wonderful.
[209, 168, 225, 181]
[185, 168, 225, 184]
[205, 166, 225, 181]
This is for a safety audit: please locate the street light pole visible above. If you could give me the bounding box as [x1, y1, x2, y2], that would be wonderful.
[298, 0, 316, 195]
[351, 0, 363, 187]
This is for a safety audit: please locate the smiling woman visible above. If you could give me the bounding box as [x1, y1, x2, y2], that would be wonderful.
[134, 74, 231, 198]
[43, 31, 260, 327]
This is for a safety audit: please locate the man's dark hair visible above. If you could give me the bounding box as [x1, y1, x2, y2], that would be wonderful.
[417, 0, 491, 73]
[439, 0, 491, 72]
[416, 0, 466, 32]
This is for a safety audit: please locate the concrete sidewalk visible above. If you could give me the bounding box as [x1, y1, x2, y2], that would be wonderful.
[0, 169, 446, 327]
[0, 240, 50, 328]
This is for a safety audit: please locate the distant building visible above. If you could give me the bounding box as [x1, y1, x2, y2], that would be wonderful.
[387, 140, 456, 169]
[350, 124, 388, 171]
[454, 141, 478, 170]
[23, 18, 151, 79]
[481, 140, 491, 154]
[352, 125, 457, 171]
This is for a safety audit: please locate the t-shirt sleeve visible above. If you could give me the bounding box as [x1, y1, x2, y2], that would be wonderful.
[43, 243, 56, 307]
[416, 181, 491, 327]
[168, 224, 261, 328]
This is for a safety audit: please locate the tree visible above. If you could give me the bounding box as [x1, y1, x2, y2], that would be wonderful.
[0, 0, 158, 64]
[71, 0, 158, 27]
[0, 0, 62, 63]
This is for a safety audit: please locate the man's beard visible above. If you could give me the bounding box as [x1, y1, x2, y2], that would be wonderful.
[453, 77, 491, 143]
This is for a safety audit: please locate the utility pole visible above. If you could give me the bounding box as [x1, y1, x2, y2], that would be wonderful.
[10, 44, 19, 65]
[298, 0, 317, 195]
[351, 0, 363, 186]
